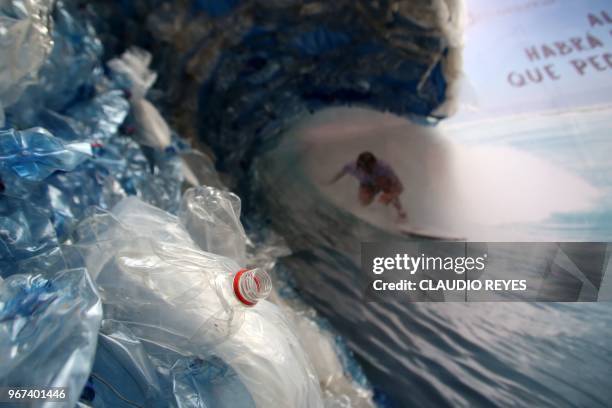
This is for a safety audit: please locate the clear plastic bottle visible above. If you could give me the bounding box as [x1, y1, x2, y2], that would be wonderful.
[75, 197, 323, 408]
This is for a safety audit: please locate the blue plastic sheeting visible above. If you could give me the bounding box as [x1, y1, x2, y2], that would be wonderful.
[0, 268, 102, 408]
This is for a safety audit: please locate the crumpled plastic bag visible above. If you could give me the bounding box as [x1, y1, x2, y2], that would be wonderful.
[0, 268, 102, 408]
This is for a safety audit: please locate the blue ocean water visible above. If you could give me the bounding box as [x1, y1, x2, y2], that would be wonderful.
[253, 106, 612, 407]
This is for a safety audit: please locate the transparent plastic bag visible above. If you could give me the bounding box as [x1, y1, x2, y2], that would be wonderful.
[0, 268, 102, 408]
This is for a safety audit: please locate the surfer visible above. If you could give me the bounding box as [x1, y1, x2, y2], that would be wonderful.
[329, 151, 407, 219]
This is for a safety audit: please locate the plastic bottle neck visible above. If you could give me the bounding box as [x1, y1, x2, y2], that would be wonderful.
[233, 268, 272, 306]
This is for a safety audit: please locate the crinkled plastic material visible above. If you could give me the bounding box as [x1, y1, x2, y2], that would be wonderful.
[179, 186, 248, 265]
[33, 2, 103, 113]
[75, 197, 247, 351]
[0, 127, 92, 181]
[172, 356, 256, 408]
[65, 90, 130, 143]
[4, 1, 104, 128]
[87, 320, 166, 408]
[0, 196, 60, 278]
[108, 47, 157, 99]
[74, 196, 323, 408]
[0, 2, 379, 407]
[180, 150, 225, 190]
[0, 2, 185, 260]
[87, 319, 256, 408]
[0, 268, 102, 407]
[108, 48, 171, 149]
[0, 0, 54, 109]
[252, 237, 376, 408]
[181, 185, 376, 407]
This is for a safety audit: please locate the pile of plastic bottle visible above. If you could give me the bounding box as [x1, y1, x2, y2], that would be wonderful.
[0, 1, 377, 406]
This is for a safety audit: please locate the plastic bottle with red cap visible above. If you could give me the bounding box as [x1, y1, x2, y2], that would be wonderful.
[232, 267, 273, 306]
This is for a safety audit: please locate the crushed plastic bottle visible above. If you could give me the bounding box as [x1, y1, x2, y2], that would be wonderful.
[0, 0, 54, 109]
[0, 195, 61, 278]
[180, 185, 376, 407]
[65, 90, 130, 142]
[74, 196, 323, 407]
[0, 268, 102, 408]
[108, 47, 172, 149]
[0, 127, 92, 181]
[87, 320, 166, 408]
[171, 355, 256, 408]
[179, 186, 249, 265]
[72, 197, 265, 350]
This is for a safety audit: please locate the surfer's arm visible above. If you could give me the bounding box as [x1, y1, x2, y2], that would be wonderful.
[328, 167, 348, 184]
